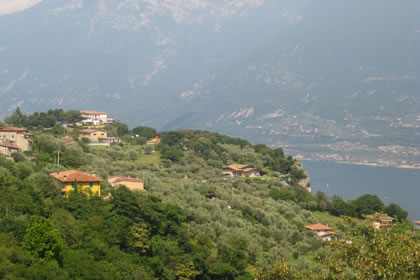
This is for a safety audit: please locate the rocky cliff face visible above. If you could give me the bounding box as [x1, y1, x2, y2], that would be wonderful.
[294, 161, 311, 192]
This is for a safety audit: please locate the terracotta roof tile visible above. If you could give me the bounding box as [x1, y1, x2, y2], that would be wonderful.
[0, 127, 27, 132]
[304, 223, 333, 231]
[80, 110, 107, 115]
[50, 170, 103, 183]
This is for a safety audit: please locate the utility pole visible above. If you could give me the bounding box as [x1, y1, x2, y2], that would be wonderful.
[57, 150, 60, 166]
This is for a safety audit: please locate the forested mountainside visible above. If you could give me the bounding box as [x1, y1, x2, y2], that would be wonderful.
[0, 109, 419, 279]
[1, 0, 419, 167]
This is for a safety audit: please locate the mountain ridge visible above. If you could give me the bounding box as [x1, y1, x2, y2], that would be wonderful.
[1, 0, 419, 167]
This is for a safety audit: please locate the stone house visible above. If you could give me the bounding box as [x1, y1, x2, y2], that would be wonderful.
[223, 164, 260, 177]
[367, 214, 395, 229]
[0, 126, 33, 156]
[0, 142, 19, 157]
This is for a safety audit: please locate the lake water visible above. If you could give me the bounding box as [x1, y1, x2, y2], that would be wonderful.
[302, 160, 420, 221]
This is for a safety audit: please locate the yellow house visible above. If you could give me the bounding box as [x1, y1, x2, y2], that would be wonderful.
[50, 169, 103, 197]
[79, 129, 107, 143]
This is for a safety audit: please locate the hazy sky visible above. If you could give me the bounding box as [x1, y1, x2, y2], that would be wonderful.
[0, 0, 42, 16]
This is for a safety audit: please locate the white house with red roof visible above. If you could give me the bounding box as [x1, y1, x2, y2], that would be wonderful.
[304, 223, 337, 241]
[80, 110, 114, 126]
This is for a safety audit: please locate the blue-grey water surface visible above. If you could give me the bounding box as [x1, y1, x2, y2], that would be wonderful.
[302, 160, 420, 221]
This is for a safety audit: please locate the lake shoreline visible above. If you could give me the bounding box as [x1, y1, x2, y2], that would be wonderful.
[301, 160, 420, 221]
[298, 158, 420, 170]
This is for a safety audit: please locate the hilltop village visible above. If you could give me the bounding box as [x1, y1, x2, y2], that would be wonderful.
[0, 108, 418, 279]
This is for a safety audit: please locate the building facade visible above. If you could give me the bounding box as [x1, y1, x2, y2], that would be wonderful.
[0, 142, 19, 157]
[0, 127, 33, 156]
[79, 129, 107, 142]
[78, 129, 121, 144]
[368, 214, 395, 229]
[80, 110, 113, 126]
[50, 169, 103, 197]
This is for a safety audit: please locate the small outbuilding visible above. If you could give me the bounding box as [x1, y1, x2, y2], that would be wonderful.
[108, 176, 144, 191]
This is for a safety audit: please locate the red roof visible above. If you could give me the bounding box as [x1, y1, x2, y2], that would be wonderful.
[415, 221, 420, 225]
[304, 223, 333, 231]
[80, 110, 107, 115]
[50, 170, 103, 183]
[0, 126, 26, 132]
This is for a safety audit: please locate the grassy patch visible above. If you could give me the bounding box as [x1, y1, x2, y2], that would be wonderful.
[312, 211, 343, 229]
[137, 152, 161, 165]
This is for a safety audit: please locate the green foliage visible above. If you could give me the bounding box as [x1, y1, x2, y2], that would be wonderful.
[5, 108, 81, 128]
[269, 188, 296, 202]
[4, 107, 25, 127]
[22, 216, 62, 262]
[132, 126, 157, 139]
[130, 224, 150, 253]
[105, 122, 129, 137]
[51, 123, 66, 136]
[329, 195, 355, 217]
[351, 194, 384, 218]
[385, 203, 408, 221]
[160, 146, 184, 162]
[320, 217, 420, 279]
[253, 260, 296, 280]
[11, 151, 26, 163]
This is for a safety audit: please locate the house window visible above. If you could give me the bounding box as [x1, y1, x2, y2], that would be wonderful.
[72, 183, 76, 189]
[90, 183, 93, 188]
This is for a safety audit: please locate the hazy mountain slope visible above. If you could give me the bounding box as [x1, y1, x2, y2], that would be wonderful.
[0, 0, 419, 167]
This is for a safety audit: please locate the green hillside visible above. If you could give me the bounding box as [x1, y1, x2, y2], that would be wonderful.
[0, 110, 418, 279]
